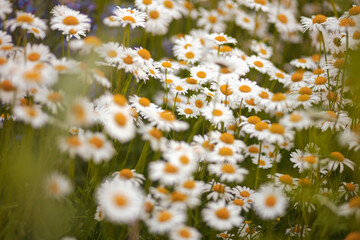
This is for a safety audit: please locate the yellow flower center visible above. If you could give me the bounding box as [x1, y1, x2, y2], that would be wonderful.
[63, 16, 79, 25]
[265, 195, 277, 207]
[277, 14, 288, 24]
[119, 169, 134, 179]
[312, 14, 327, 24]
[279, 174, 293, 185]
[216, 208, 230, 219]
[88, 136, 104, 148]
[221, 164, 235, 173]
[114, 113, 127, 126]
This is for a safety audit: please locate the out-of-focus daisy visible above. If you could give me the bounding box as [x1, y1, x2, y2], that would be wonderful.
[146, 207, 186, 233]
[316, 110, 351, 132]
[145, 6, 172, 35]
[202, 200, 243, 230]
[147, 109, 189, 132]
[103, 107, 135, 143]
[253, 184, 288, 220]
[197, 9, 225, 33]
[103, 15, 121, 27]
[13, 105, 48, 129]
[245, 0, 270, 12]
[251, 156, 273, 169]
[0, 0, 12, 20]
[149, 161, 188, 186]
[208, 163, 248, 183]
[280, 111, 312, 130]
[44, 172, 72, 200]
[338, 196, 360, 219]
[96, 179, 144, 224]
[67, 98, 95, 127]
[84, 131, 115, 164]
[203, 103, 233, 127]
[169, 225, 201, 240]
[6, 11, 47, 33]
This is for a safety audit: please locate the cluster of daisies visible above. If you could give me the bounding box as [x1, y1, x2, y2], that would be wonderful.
[1, 0, 360, 239]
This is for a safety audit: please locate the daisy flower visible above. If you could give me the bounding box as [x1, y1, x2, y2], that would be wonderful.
[265, 123, 294, 145]
[205, 180, 233, 202]
[317, 110, 351, 132]
[25, 43, 53, 63]
[96, 179, 144, 224]
[44, 172, 72, 200]
[103, 106, 135, 142]
[135, 0, 158, 11]
[290, 58, 316, 69]
[339, 182, 359, 200]
[232, 186, 255, 202]
[246, 55, 272, 74]
[58, 135, 89, 159]
[118, 47, 143, 73]
[326, 151, 355, 173]
[67, 98, 95, 127]
[146, 207, 186, 234]
[177, 103, 199, 119]
[103, 16, 121, 27]
[252, 184, 288, 220]
[149, 161, 188, 186]
[5, 11, 47, 33]
[197, 9, 226, 33]
[13, 105, 48, 129]
[95, 42, 122, 65]
[229, 197, 252, 213]
[203, 103, 233, 127]
[112, 168, 145, 186]
[338, 196, 360, 219]
[264, 92, 293, 114]
[208, 143, 243, 164]
[234, 78, 261, 101]
[301, 14, 337, 32]
[280, 111, 312, 130]
[251, 156, 273, 169]
[235, 11, 255, 31]
[208, 163, 248, 183]
[0, 0, 12, 20]
[308, 75, 328, 91]
[159, 0, 182, 20]
[268, 6, 299, 34]
[202, 200, 243, 230]
[84, 131, 115, 164]
[50, 5, 91, 41]
[208, 33, 237, 45]
[169, 225, 201, 240]
[273, 173, 297, 192]
[34, 88, 64, 114]
[113, 7, 146, 29]
[245, 0, 270, 12]
[190, 65, 217, 84]
[0, 79, 18, 104]
[177, 179, 206, 197]
[147, 109, 189, 132]
[145, 6, 172, 35]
